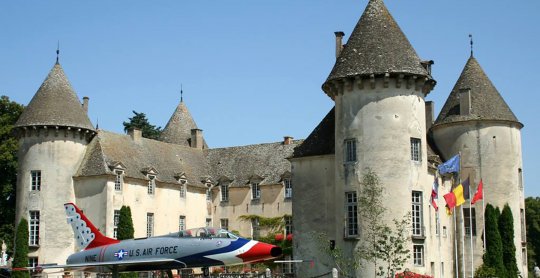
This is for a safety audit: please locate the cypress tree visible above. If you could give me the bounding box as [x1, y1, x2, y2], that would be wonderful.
[117, 206, 134, 240]
[499, 204, 518, 278]
[117, 206, 137, 278]
[483, 204, 505, 277]
[12, 218, 29, 278]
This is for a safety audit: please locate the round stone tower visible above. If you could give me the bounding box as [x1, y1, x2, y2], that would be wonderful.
[322, 0, 435, 276]
[431, 55, 525, 276]
[13, 60, 96, 266]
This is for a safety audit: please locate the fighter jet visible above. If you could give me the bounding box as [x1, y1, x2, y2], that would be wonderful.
[37, 203, 282, 275]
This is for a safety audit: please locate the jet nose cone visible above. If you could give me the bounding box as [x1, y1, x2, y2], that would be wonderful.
[237, 241, 282, 263]
[271, 246, 282, 257]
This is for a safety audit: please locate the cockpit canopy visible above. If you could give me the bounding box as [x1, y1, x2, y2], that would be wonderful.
[162, 227, 238, 239]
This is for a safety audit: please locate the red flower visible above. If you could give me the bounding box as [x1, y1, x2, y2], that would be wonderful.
[286, 234, 293, 241]
[274, 234, 284, 241]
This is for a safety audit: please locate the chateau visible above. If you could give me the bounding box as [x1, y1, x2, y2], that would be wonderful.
[14, 0, 526, 277]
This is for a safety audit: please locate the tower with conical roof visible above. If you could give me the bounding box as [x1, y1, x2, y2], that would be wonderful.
[431, 54, 526, 277]
[13, 59, 96, 266]
[293, 0, 436, 276]
[159, 96, 206, 148]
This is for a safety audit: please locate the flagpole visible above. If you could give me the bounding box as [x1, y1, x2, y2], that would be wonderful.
[469, 197, 474, 278]
[482, 181, 486, 253]
[458, 152, 465, 278]
[453, 207, 458, 278]
[438, 209, 443, 278]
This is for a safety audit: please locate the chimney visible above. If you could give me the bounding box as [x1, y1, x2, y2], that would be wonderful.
[127, 128, 142, 142]
[459, 88, 472, 116]
[425, 101, 434, 130]
[283, 136, 294, 145]
[334, 31, 345, 59]
[82, 97, 89, 113]
[191, 129, 203, 149]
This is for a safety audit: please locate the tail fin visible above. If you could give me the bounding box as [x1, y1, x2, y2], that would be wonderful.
[64, 203, 119, 250]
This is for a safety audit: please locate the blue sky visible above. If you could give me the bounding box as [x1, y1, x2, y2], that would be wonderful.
[2, 1, 539, 197]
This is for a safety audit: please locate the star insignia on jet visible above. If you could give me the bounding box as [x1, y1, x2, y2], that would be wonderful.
[114, 249, 128, 260]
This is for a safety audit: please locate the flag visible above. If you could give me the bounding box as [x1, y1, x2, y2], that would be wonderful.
[471, 179, 484, 204]
[453, 183, 466, 207]
[431, 177, 439, 211]
[462, 176, 470, 199]
[438, 154, 460, 174]
[443, 192, 457, 210]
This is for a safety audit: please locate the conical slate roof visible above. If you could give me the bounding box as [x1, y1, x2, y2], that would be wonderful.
[324, 0, 428, 87]
[159, 100, 200, 146]
[15, 62, 94, 131]
[434, 56, 521, 127]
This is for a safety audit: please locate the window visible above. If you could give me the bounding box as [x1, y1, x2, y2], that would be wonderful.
[521, 208, 526, 241]
[412, 191, 423, 237]
[435, 213, 440, 237]
[442, 226, 447, 237]
[285, 216, 293, 236]
[31, 170, 41, 191]
[206, 218, 212, 227]
[251, 182, 261, 200]
[220, 183, 229, 202]
[220, 219, 229, 230]
[29, 211, 40, 246]
[146, 213, 154, 237]
[114, 170, 123, 191]
[251, 218, 260, 239]
[179, 215, 186, 231]
[206, 183, 212, 201]
[522, 247, 527, 266]
[282, 255, 294, 274]
[345, 192, 358, 237]
[113, 210, 120, 238]
[147, 175, 156, 195]
[518, 168, 523, 190]
[28, 257, 38, 269]
[284, 178, 292, 199]
[410, 138, 421, 162]
[344, 139, 357, 162]
[180, 179, 187, 198]
[463, 207, 477, 236]
[413, 244, 424, 266]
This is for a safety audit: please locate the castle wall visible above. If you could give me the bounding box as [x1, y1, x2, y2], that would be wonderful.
[16, 130, 89, 266]
[290, 155, 335, 277]
[432, 121, 526, 277]
[211, 184, 292, 238]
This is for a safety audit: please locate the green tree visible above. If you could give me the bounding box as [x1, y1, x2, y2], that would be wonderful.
[117, 206, 137, 278]
[117, 206, 134, 240]
[0, 96, 24, 253]
[499, 204, 518, 277]
[12, 218, 29, 278]
[483, 204, 505, 276]
[526, 197, 540, 274]
[123, 111, 162, 140]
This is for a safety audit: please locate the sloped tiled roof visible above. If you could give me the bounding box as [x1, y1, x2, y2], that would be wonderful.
[324, 0, 428, 90]
[76, 130, 208, 187]
[159, 100, 208, 148]
[434, 56, 521, 127]
[15, 62, 94, 131]
[205, 141, 301, 187]
[292, 107, 335, 158]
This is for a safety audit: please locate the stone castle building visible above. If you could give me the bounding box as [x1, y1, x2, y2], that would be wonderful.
[13, 0, 526, 277]
[292, 0, 526, 277]
[14, 63, 298, 274]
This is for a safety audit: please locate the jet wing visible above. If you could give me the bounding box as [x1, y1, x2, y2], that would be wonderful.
[37, 258, 186, 271]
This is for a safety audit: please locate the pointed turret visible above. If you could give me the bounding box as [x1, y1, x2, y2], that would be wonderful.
[159, 99, 201, 146]
[434, 56, 522, 127]
[15, 62, 94, 131]
[322, 0, 433, 96]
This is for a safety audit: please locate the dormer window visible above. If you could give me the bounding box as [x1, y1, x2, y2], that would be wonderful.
[148, 175, 156, 195]
[251, 182, 261, 200]
[179, 178, 187, 198]
[206, 183, 212, 201]
[220, 183, 229, 202]
[114, 170, 124, 191]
